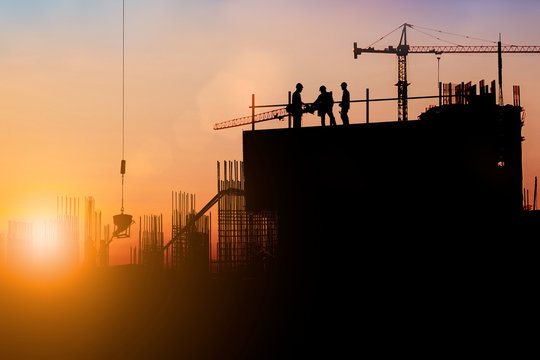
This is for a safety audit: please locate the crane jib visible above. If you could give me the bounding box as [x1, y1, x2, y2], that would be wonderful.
[214, 107, 288, 130]
[354, 45, 540, 55]
[409, 45, 540, 53]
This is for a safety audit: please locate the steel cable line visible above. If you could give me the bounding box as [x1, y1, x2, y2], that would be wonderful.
[121, 0, 126, 213]
[408, 23, 503, 45]
[408, 26, 464, 46]
[367, 24, 404, 47]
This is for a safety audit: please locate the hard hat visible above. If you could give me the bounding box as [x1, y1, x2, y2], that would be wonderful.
[319, 85, 326, 91]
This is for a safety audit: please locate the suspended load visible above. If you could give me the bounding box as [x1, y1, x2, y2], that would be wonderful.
[113, 213, 133, 238]
[112, 158, 133, 239]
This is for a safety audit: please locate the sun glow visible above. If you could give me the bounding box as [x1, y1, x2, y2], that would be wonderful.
[0, 214, 81, 281]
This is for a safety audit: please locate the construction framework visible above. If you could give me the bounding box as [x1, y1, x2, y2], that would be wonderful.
[83, 197, 101, 268]
[165, 192, 210, 273]
[217, 161, 278, 274]
[57, 196, 80, 269]
[136, 214, 164, 268]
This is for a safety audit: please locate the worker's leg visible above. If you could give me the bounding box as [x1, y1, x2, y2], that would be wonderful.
[341, 109, 349, 125]
[293, 114, 302, 128]
[329, 111, 336, 126]
[320, 113, 326, 127]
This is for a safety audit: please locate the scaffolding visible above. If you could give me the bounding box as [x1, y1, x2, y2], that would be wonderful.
[138, 214, 164, 268]
[442, 80, 495, 106]
[57, 196, 80, 269]
[217, 161, 278, 274]
[84, 196, 108, 268]
[166, 192, 210, 274]
[99, 225, 111, 267]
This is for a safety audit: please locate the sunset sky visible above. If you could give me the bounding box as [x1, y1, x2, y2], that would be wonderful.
[1, 0, 540, 266]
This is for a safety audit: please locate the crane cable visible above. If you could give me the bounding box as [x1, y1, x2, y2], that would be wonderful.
[408, 24, 499, 44]
[120, 0, 126, 214]
[367, 23, 511, 49]
[367, 24, 404, 48]
[408, 26, 465, 46]
[408, 23, 516, 46]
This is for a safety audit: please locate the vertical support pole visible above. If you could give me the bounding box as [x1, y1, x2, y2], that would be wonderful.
[209, 211, 212, 273]
[498, 36, 503, 106]
[438, 82, 442, 106]
[366, 88, 369, 124]
[437, 56, 441, 87]
[251, 94, 255, 131]
[170, 191, 173, 267]
[534, 176, 537, 211]
[288, 91, 292, 129]
[217, 162, 220, 272]
[396, 55, 408, 121]
[513, 85, 521, 107]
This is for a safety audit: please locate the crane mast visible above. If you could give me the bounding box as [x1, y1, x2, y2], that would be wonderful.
[396, 24, 410, 121]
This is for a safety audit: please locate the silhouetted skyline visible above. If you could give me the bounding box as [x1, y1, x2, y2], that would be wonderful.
[1, 3, 539, 359]
[1, 1, 540, 265]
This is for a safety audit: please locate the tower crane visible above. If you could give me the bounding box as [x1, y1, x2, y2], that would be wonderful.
[353, 23, 540, 121]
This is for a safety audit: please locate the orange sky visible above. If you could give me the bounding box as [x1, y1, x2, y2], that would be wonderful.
[1, 0, 540, 266]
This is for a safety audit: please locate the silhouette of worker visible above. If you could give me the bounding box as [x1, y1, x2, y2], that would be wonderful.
[339, 82, 350, 125]
[313, 86, 336, 126]
[291, 83, 305, 128]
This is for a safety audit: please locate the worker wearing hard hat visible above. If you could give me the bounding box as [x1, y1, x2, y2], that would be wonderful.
[339, 82, 350, 125]
[291, 83, 305, 128]
[313, 85, 336, 126]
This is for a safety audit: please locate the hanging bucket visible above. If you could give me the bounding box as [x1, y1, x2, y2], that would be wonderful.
[113, 213, 133, 238]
